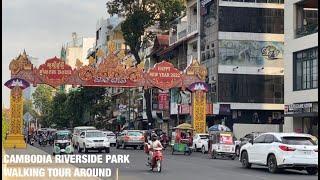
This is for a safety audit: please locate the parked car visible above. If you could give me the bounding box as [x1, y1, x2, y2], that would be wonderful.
[72, 126, 96, 148]
[116, 130, 144, 150]
[77, 130, 110, 153]
[103, 131, 116, 147]
[240, 133, 318, 175]
[192, 133, 209, 153]
[235, 132, 263, 156]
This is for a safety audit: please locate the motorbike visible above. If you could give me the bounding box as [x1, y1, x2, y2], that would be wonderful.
[30, 137, 35, 146]
[145, 143, 163, 172]
[48, 135, 54, 146]
[160, 135, 168, 149]
[39, 136, 48, 146]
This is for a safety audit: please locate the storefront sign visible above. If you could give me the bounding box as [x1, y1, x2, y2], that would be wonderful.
[219, 104, 231, 115]
[179, 104, 190, 114]
[37, 57, 73, 87]
[284, 103, 314, 115]
[206, 103, 213, 114]
[147, 61, 182, 90]
[158, 93, 169, 110]
[192, 91, 206, 133]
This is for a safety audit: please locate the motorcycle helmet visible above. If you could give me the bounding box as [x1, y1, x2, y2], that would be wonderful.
[151, 134, 158, 141]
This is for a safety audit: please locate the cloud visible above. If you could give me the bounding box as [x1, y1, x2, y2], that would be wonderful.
[2, 0, 109, 108]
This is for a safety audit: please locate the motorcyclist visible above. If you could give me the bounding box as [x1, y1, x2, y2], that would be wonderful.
[160, 132, 168, 148]
[148, 133, 163, 168]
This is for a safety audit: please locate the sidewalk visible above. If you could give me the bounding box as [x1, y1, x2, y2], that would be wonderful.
[2, 145, 105, 180]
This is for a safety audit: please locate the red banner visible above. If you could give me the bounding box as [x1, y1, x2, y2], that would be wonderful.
[37, 57, 73, 87]
[158, 93, 169, 110]
[147, 61, 182, 90]
[179, 104, 190, 114]
[206, 103, 213, 114]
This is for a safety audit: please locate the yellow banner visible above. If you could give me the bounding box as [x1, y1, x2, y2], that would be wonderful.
[192, 91, 206, 133]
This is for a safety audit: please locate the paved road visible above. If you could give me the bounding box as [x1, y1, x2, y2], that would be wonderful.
[34, 144, 318, 180]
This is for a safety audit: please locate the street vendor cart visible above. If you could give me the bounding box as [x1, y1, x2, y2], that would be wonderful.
[171, 123, 194, 155]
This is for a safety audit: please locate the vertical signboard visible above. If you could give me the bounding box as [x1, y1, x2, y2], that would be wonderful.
[192, 91, 207, 133]
[189, 82, 208, 134]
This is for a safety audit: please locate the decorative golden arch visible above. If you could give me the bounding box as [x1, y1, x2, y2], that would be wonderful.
[4, 43, 208, 148]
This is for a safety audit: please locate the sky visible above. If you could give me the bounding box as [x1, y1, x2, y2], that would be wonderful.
[2, 0, 109, 108]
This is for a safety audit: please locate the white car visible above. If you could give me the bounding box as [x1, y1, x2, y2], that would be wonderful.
[240, 132, 318, 175]
[72, 126, 96, 148]
[77, 130, 110, 153]
[103, 131, 116, 147]
[193, 134, 209, 153]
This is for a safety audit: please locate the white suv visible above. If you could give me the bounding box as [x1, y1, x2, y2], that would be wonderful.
[77, 130, 110, 153]
[240, 133, 318, 175]
[192, 134, 209, 154]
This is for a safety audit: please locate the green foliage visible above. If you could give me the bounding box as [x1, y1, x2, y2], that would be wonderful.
[32, 85, 55, 127]
[42, 87, 111, 128]
[107, 0, 185, 63]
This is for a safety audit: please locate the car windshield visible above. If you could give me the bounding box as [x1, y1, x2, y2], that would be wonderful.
[86, 132, 104, 137]
[55, 133, 71, 140]
[281, 136, 316, 145]
[128, 131, 143, 136]
[200, 135, 209, 139]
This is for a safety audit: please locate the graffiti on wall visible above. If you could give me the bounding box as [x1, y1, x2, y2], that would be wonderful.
[219, 40, 284, 67]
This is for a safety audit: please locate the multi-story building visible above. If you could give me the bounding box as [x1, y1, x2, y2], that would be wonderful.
[61, 32, 95, 92]
[283, 0, 318, 136]
[201, 0, 285, 130]
[160, 0, 285, 130]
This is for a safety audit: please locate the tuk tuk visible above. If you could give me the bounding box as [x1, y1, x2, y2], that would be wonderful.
[209, 131, 236, 160]
[53, 130, 74, 156]
[171, 123, 194, 155]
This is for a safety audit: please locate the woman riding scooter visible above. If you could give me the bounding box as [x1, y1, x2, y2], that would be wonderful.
[146, 134, 163, 171]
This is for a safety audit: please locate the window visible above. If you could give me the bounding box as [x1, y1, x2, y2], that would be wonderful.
[281, 136, 316, 145]
[254, 135, 266, 143]
[219, 7, 284, 34]
[218, 74, 284, 103]
[294, 47, 318, 91]
[264, 135, 275, 143]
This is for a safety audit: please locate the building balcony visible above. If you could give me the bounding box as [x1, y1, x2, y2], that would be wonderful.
[188, 22, 198, 34]
[295, 23, 318, 38]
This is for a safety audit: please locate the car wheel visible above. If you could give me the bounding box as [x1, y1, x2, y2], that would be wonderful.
[194, 145, 197, 152]
[116, 143, 120, 149]
[235, 146, 240, 157]
[267, 154, 279, 173]
[98, 149, 102, 153]
[306, 167, 318, 175]
[77, 145, 82, 153]
[201, 146, 206, 154]
[133, 146, 137, 150]
[105, 147, 110, 153]
[241, 151, 251, 168]
[140, 145, 144, 150]
[84, 144, 88, 153]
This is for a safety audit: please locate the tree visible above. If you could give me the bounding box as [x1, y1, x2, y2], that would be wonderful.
[48, 92, 69, 128]
[23, 99, 39, 121]
[107, 0, 184, 127]
[32, 85, 55, 127]
[107, 0, 185, 63]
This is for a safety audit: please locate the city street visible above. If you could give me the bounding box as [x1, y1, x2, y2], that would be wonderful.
[34, 144, 318, 180]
